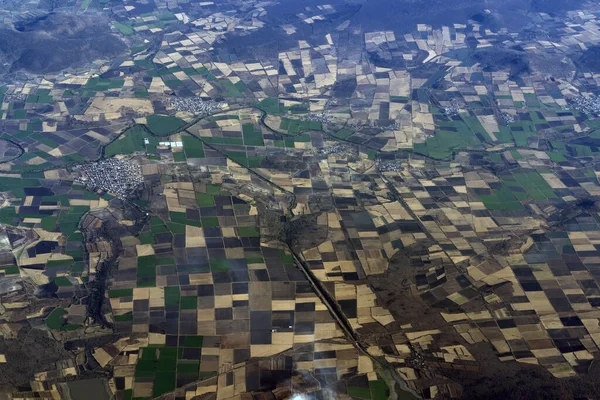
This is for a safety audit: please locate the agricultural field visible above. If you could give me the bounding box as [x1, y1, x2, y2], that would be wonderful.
[478, 170, 557, 210]
[7, 1, 600, 400]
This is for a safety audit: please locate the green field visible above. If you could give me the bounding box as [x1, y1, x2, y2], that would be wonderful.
[220, 80, 243, 97]
[201, 216, 219, 227]
[58, 206, 90, 236]
[114, 21, 134, 35]
[135, 347, 177, 396]
[197, 193, 215, 207]
[553, 141, 597, 157]
[146, 115, 187, 136]
[177, 361, 199, 376]
[137, 255, 157, 286]
[51, 276, 73, 287]
[479, 170, 555, 210]
[41, 215, 57, 231]
[105, 126, 157, 157]
[461, 114, 493, 142]
[114, 312, 133, 322]
[172, 152, 186, 162]
[0, 177, 39, 199]
[414, 118, 484, 159]
[479, 184, 521, 210]
[45, 308, 81, 331]
[0, 266, 19, 275]
[222, 150, 265, 168]
[13, 109, 26, 119]
[334, 128, 355, 139]
[169, 211, 201, 227]
[180, 296, 198, 310]
[209, 258, 229, 271]
[132, 342, 215, 396]
[209, 115, 239, 121]
[550, 130, 600, 158]
[109, 288, 134, 298]
[201, 136, 243, 146]
[279, 118, 321, 134]
[242, 124, 264, 146]
[256, 97, 281, 115]
[505, 171, 556, 201]
[164, 286, 180, 307]
[509, 121, 537, 147]
[139, 231, 157, 244]
[84, 77, 124, 91]
[347, 380, 390, 400]
[237, 226, 260, 237]
[278, 249, 294, 264]
[283, 133, 311, 148]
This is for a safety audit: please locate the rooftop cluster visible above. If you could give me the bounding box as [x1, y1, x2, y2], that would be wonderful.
[75, 158, 143, 199]
[165, 96, 223, 115]
[570, 95, 600, 114]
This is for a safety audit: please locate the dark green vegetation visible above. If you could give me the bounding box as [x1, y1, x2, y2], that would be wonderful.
[237, 226, 260, 237]
[220, 79, 245, 97]
[279, 118, 321, 134]
[84, 77, 124, 91]
[44, 308, 81, 331]
[60, 205, 90, 237]
[105, 126, 153, 157]
[109, 288, 134, 298]
[242, 123, 264, 146]
[114, 21, 134, 35]
[414, 128, 481, 159]
[0, 178, 94, 243]
[182, 135, 204, 158]
[414, 111, 486, 159]
[256, 98, 309, 116]
[550, 128, 600, 157]
[135, 347, 178, 397]
[51, 276, 73, 287]
[134, 340, 211, 396]
[256, 98, 281, 115]
[137, 254, 158, 287]
[478, 170, 556, 210]
[409, 84, 592, 161]
[223, 151, 265, 168]
[146, 115, 187, 135]
[347, 380, 390, 399]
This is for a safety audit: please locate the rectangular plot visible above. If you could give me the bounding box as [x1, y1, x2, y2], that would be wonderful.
[182, 135, 205, 158]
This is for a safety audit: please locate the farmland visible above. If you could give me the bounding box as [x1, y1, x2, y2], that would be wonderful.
[6, 1, 600, 399]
